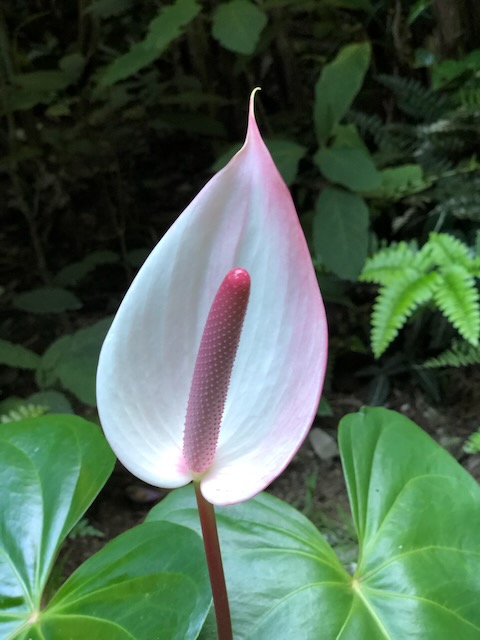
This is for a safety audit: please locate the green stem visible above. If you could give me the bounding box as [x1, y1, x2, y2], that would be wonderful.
[194, 482, 232, 640]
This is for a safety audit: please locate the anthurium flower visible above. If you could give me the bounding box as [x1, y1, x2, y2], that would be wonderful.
[96, 91, 328, 506]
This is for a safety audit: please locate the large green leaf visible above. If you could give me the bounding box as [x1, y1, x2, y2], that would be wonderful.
[35, 522, 210, 640]
[314, 42, 371, 145]
[0, 417, 210, 640]
[148, 486, 349, 639]
[339, 407, 480, 638]
[212, 0, 267, 55]
[314, 147, 381, 191]
[149, 407, 480, 639]
[98, 0, 201, 87]
[314, 186, 369, 280]
[0, 415, 114, 635]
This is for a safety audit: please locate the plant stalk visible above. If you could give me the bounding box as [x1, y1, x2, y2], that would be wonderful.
[194, 482, 232, 640]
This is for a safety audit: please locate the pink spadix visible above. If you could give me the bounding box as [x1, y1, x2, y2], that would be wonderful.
[183, 268, 251, 473]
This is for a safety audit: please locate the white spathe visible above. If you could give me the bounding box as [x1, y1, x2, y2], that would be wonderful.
[96, 92, 328, 505]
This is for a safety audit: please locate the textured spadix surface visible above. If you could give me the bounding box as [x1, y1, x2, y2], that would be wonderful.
[96, 93, 328, 505]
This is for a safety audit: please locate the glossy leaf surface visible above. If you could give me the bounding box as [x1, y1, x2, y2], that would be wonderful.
[150, 407, 480, 639]
[37, 522, 210, 640]
[0, 415, 115, 636]
[148, 485, 349, 639]
[0, 417, 210, 640]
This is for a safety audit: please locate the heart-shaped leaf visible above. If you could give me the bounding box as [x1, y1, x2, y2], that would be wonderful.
[339, 407, 480, 638]
[36, 521, 211, 640]
[0, 415, 115, 636]
[148, 485, 350, 638]
[149, 407, 480, 639]
[0, 416, 211, 640]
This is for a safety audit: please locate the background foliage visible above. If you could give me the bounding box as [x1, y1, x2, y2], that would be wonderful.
[2, 0, 480, 409]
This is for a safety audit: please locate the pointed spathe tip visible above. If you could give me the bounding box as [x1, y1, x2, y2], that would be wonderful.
[246, 87, 262, 142]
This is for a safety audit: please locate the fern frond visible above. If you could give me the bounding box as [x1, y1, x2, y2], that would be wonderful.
[371, 271, 439, 357]
[433, 265, 480, 344]
[360, 242, 417, 285]
[424, 339, 480, 368]
[464, 430, 480, 454]
[418, 111, 480, 156]
[377, 74, 450, 121]
[430, 192, 480, 223]
[348, 111, 384, 146]
[428, 232, 473, 269]
[0, 404, 48, 424]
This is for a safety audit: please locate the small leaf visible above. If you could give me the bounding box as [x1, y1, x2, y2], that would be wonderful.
[27, 390, 74, 414]
[212, 0, 267, 55]
[314, 147, 381, 191]
[36, 318, 112, 405]
[14, 287, 82, 313]
[366, 164, 428, 200]
[0, 338, 40, 369]
[332, 123, 368, 150]
[54, 250, 119, 287]
[36, 335, 73, 389]
[13, 71, 70, 93]
[317, 395, 333, 416]
[265, 139, 307, 186]
[314, 42, 371, 145]
[59, 53, 86, 82]
[314, 187, 369, 280]
[87, 0, 133, 17]
[98, 0, 201, 87]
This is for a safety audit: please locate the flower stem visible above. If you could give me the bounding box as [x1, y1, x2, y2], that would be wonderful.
[194, 482, 233, 640]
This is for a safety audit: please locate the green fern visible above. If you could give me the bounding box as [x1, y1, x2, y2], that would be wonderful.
[427, 232, 473, 268]
[348, 110, 384, 146]
[424, 339, 480, 368]
[370, 271, 439, 358]
[0, 403, 48, 424]
[433, 266, 480, 344]
[359, 242, 418, 285]
[361, 232, 480, 357]
[464, 430, 480, 454]
[377, 74, 450, 121]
